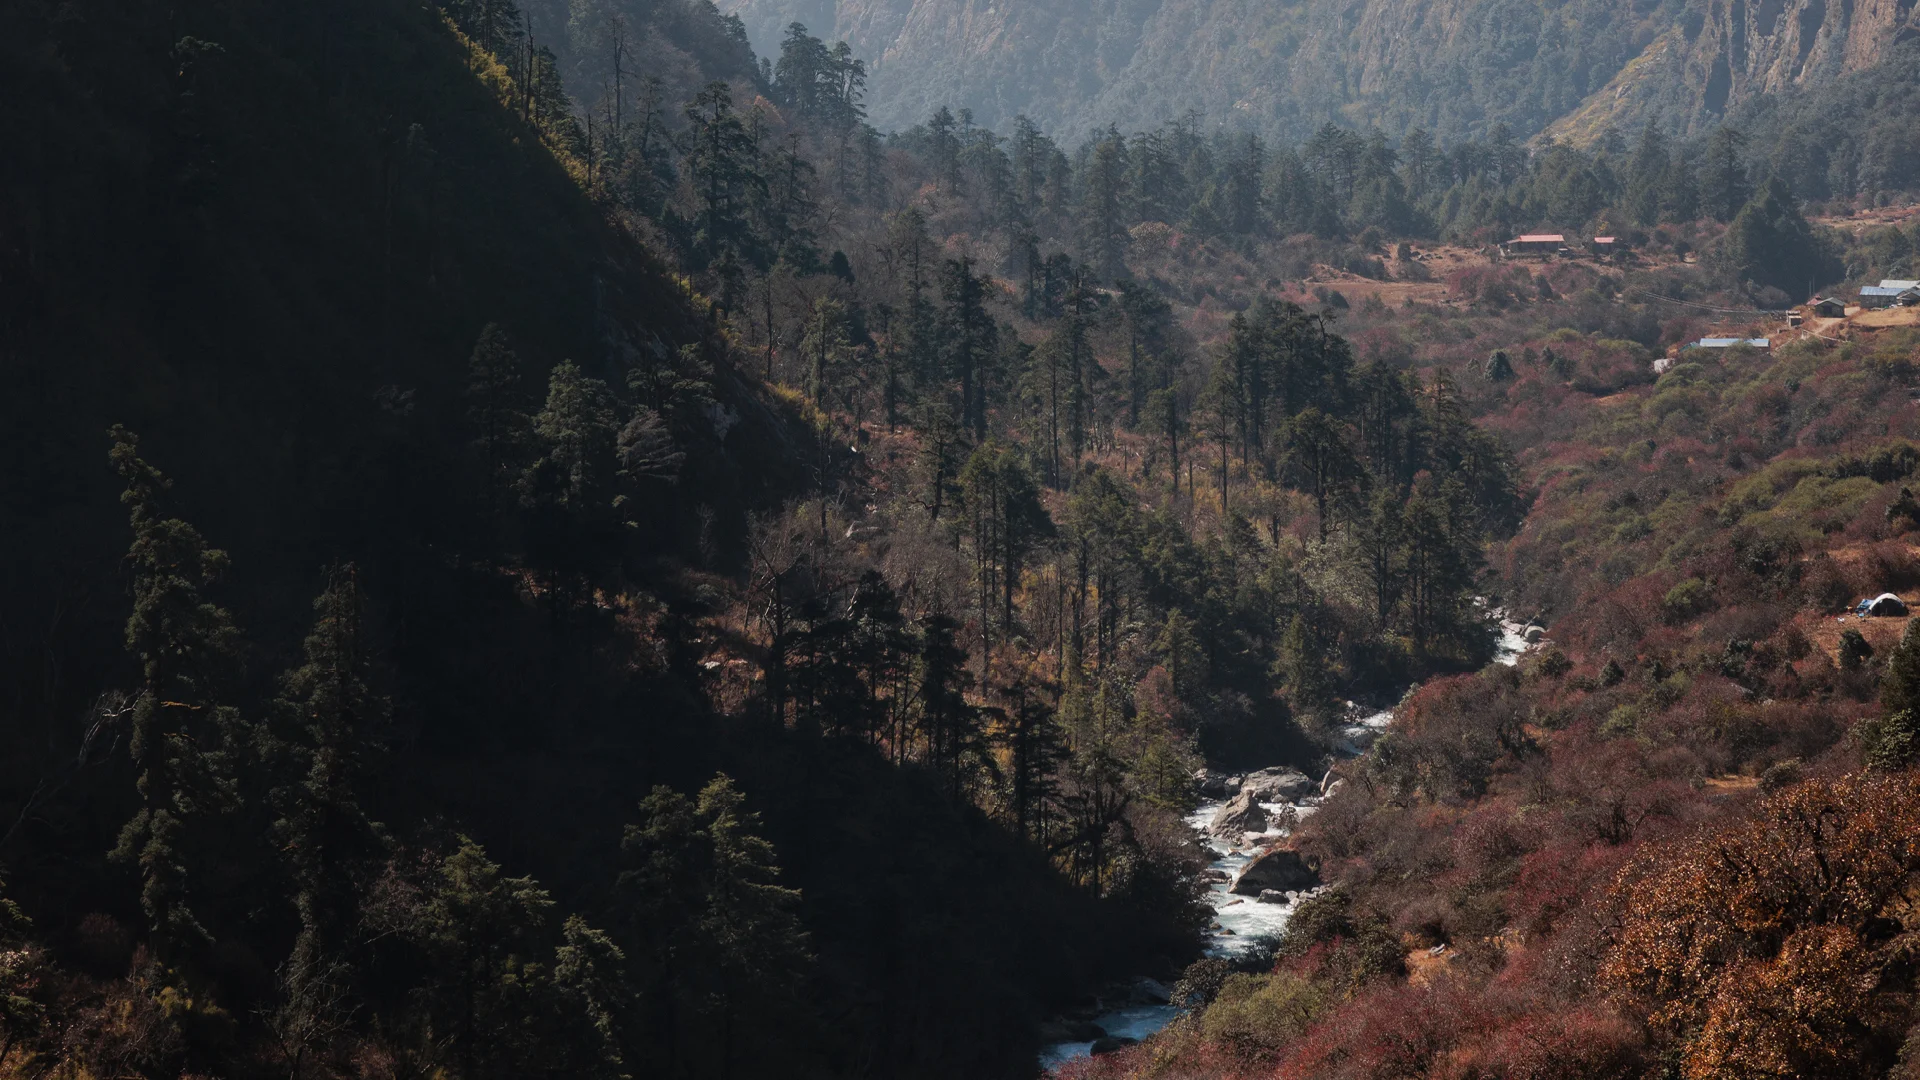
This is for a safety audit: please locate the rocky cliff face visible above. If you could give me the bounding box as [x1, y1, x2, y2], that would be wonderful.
[1547, 0, 1920, 141]
[721, 0, 1920, 143]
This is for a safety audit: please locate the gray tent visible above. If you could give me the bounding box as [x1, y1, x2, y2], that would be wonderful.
[1858, 593, 1909, 617]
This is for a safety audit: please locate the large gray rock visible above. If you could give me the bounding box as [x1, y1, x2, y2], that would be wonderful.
[1038, 1020, 1106, 1043]
[1129, 977, 1172, 1005]
[1240, 767, 1314, 802]
[1230, 846, 1320, 896]
[1193, 769, 1238, 799]
[1208, 788, 1267, 837]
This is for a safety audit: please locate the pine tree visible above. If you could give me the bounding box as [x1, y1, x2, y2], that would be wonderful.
[1703, 126, 1751, 224]
[915, 615, 981, 798]
[1280, 407, 1362, 543]
[269, 564, 388, 1066]
[618, 785, 705, 1074]
[957, 441, 1054, 635]
[416, 838, 557, 1080]
[545, 916, 629, 1080]
[916, 400, 963, 521]
[1278, 614, 1333, 715]
[1625, 118, 1670, 226]
[940, 257, 998, 441]
[466, 323, 529, 516]
[108, 427, 247, 970]
[1225, 133, 1266, 236]
[1662, 143, 1702, 222]
[618, 777, 808, 1080]
[800, 297, 854, 407]
[926, 106, 962, 193]
[1722, 173, 1834, 296]
[683, 82, 765, 276]
[1863, 621, 1920, 769]
[1400, 128, 1437, 200]
[694, 774, 809, 1079]
[773, 23, 832, 117]
[1078, 130, 1132, 280]
[1003, 691, 1066, 841]
[1145, 387, 1184, 495]
[528, 361, 620, 515]
[1116, 281, 1173, 427]
[1354, 486, 1404, 631]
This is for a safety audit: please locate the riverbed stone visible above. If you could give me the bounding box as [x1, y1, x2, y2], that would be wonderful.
[1129, 977, 1172, 1004]
[1208, 788, 1268, 837]
[1230, 845, 1320, 896]
[1240, 767, 1315, 802]
[1192, 769, 1237, 799]
[1257, 889, 1289, 904]
[1038, 1020, 1106, 1043]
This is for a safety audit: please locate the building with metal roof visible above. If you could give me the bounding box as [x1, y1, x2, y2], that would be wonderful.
[1503, 234, 1565, 256]
[1687, 337, 1771, 350]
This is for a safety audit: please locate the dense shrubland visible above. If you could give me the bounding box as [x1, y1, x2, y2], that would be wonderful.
[1061, 306, 1920, 1080]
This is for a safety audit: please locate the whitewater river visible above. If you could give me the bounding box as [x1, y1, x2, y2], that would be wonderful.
[1038, 616, 1532, 1072]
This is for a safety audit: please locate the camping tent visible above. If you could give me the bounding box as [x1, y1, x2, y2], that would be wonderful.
[1854, 593, 1909, 617]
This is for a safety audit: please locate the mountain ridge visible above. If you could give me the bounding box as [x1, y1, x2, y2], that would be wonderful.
[722, 0, 1920, 144]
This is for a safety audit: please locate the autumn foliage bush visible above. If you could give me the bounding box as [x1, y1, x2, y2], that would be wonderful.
[1601, 770, 1920, 1079]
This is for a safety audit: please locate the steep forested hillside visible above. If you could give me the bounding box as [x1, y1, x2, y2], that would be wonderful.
[721, 0, 1920, 147]
[0, 2, 1199, 1078]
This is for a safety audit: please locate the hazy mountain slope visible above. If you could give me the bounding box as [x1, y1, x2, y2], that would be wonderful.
[722, 0, 1920, 143]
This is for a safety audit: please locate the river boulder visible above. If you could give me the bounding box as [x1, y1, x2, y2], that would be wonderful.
[1038, 1020, 1106, 1043]
[1193, 769, 1238, 799]
[1128, 977, 1172, 1005]
[1208, 788, 1267, 837]
[1241, 766, 1315, 802]
[1230, 845, 1319, 896]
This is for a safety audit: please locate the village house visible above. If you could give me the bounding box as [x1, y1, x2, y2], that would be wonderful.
[1687, 337, 1771, 351]
[1861, 286, 1910, 309]
[1503, 233, 1565, 257]
[1809, 297, 1847, 318]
